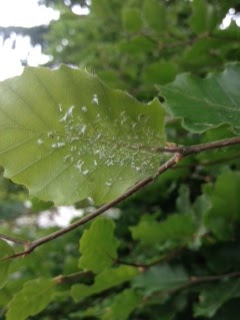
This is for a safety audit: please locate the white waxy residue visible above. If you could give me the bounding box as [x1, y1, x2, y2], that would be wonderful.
[92, 94, 99, 105]
[57, 142, 65, 148]
[82, 170, 89, 176]
[47, 131, 54, 138]
[80, 125, 86, 135]
[52, 142, 65, 148]
[75, 160, 84, 171]
[68, 105, 75, 116]
[37, 139, 43, 145]
[59, 105, 75, 123]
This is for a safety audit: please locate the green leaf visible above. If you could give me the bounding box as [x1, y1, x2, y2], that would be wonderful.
[0, 66, 166, 205]
[0, 239, 14, 289]
[122, 8, 142, 33]
[143, 0, 166, 33]
[213, 21, 240, 41]
[79, 217, 118, 273]
[141, 61, 178, 85]
[176, 184, 192, 214]
[119, 36, 156, 55]
[203, 242, 240, 273]
[103, 289, 140, 320]
[6, 278, 56, 320]
[189, 0, 218, 33]
[181, 38, 225, 71]
[197, 125, 239, 165]
[204, 170, 240, 240]
[130, 213, 195, 246]
[194, 279, 240, 318]
[159, 63, 240, 134]
[91, 0, 113, 20]
[212, 300, 240, 320]
[133, 264, 188, 296]
[71, 266, 139, 301]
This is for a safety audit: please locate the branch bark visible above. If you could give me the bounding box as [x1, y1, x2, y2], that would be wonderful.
[2, 135, 240, 261]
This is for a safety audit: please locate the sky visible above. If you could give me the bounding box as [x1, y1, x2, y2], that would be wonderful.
[0, 0, 59, 80]
[0, 1, 239, 81]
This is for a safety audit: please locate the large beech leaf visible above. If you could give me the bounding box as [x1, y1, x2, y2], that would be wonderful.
[79, 217, 118, 273]
[0, 239, 14, 289]
[71, 266, 138, 301]
[159, 63, 240, 134]
[6, 278, 56, 320]
[0, 66, 166, 205]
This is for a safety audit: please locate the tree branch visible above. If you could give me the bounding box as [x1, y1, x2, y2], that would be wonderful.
[166, 270, 240, 296]
[2, 154, 180, 261]
[2, 136, 240, 261]
[0, 233, 28, 246]
[116, 246, 185, 270]
[159, 137, 240, 155]
[54, 270, 94, 285]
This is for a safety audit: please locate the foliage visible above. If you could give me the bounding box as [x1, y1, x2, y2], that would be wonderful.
[0, 0, 240, 319]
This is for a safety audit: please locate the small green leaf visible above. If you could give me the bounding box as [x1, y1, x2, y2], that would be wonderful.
[143, 0, 166, 33]
[133, 264, 188, 296]
[71, 266, 139, 301]
[203, 242, 240, 273]
[141, 61, 178, 85]
[103, 289, 140, 320]
[79, 217, 118, 273]
[181, 38, 225, 71]
[0, 239, 14, 289]
[204, 170, 240, 240]
[159, 63, 240, 134]
[0, 66, 166, 205]
[6, 278, 56, 320]
[213, 21, 240, 41]
[122, 8, 142, 33]
[194, 279, 240, 318]
[119, 36, 156, 55]
[189, 0, 218, 33]
[176, 184, 192, 214]
[130, 213, 195, 246]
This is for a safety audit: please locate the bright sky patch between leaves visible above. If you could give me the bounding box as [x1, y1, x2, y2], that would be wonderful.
[0, 0, 59, 81]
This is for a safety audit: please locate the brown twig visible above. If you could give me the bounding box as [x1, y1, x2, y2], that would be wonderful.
[156, 137, 240, 155]
[54, 270, 94, 285]
[1, 136, 240, 262]
[166, 270, 240, 296]
[172, 152, 240, 170]
[1, 154, 180, 261]
[116, 246, 185, 270]
[0, 233, 28, 246]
